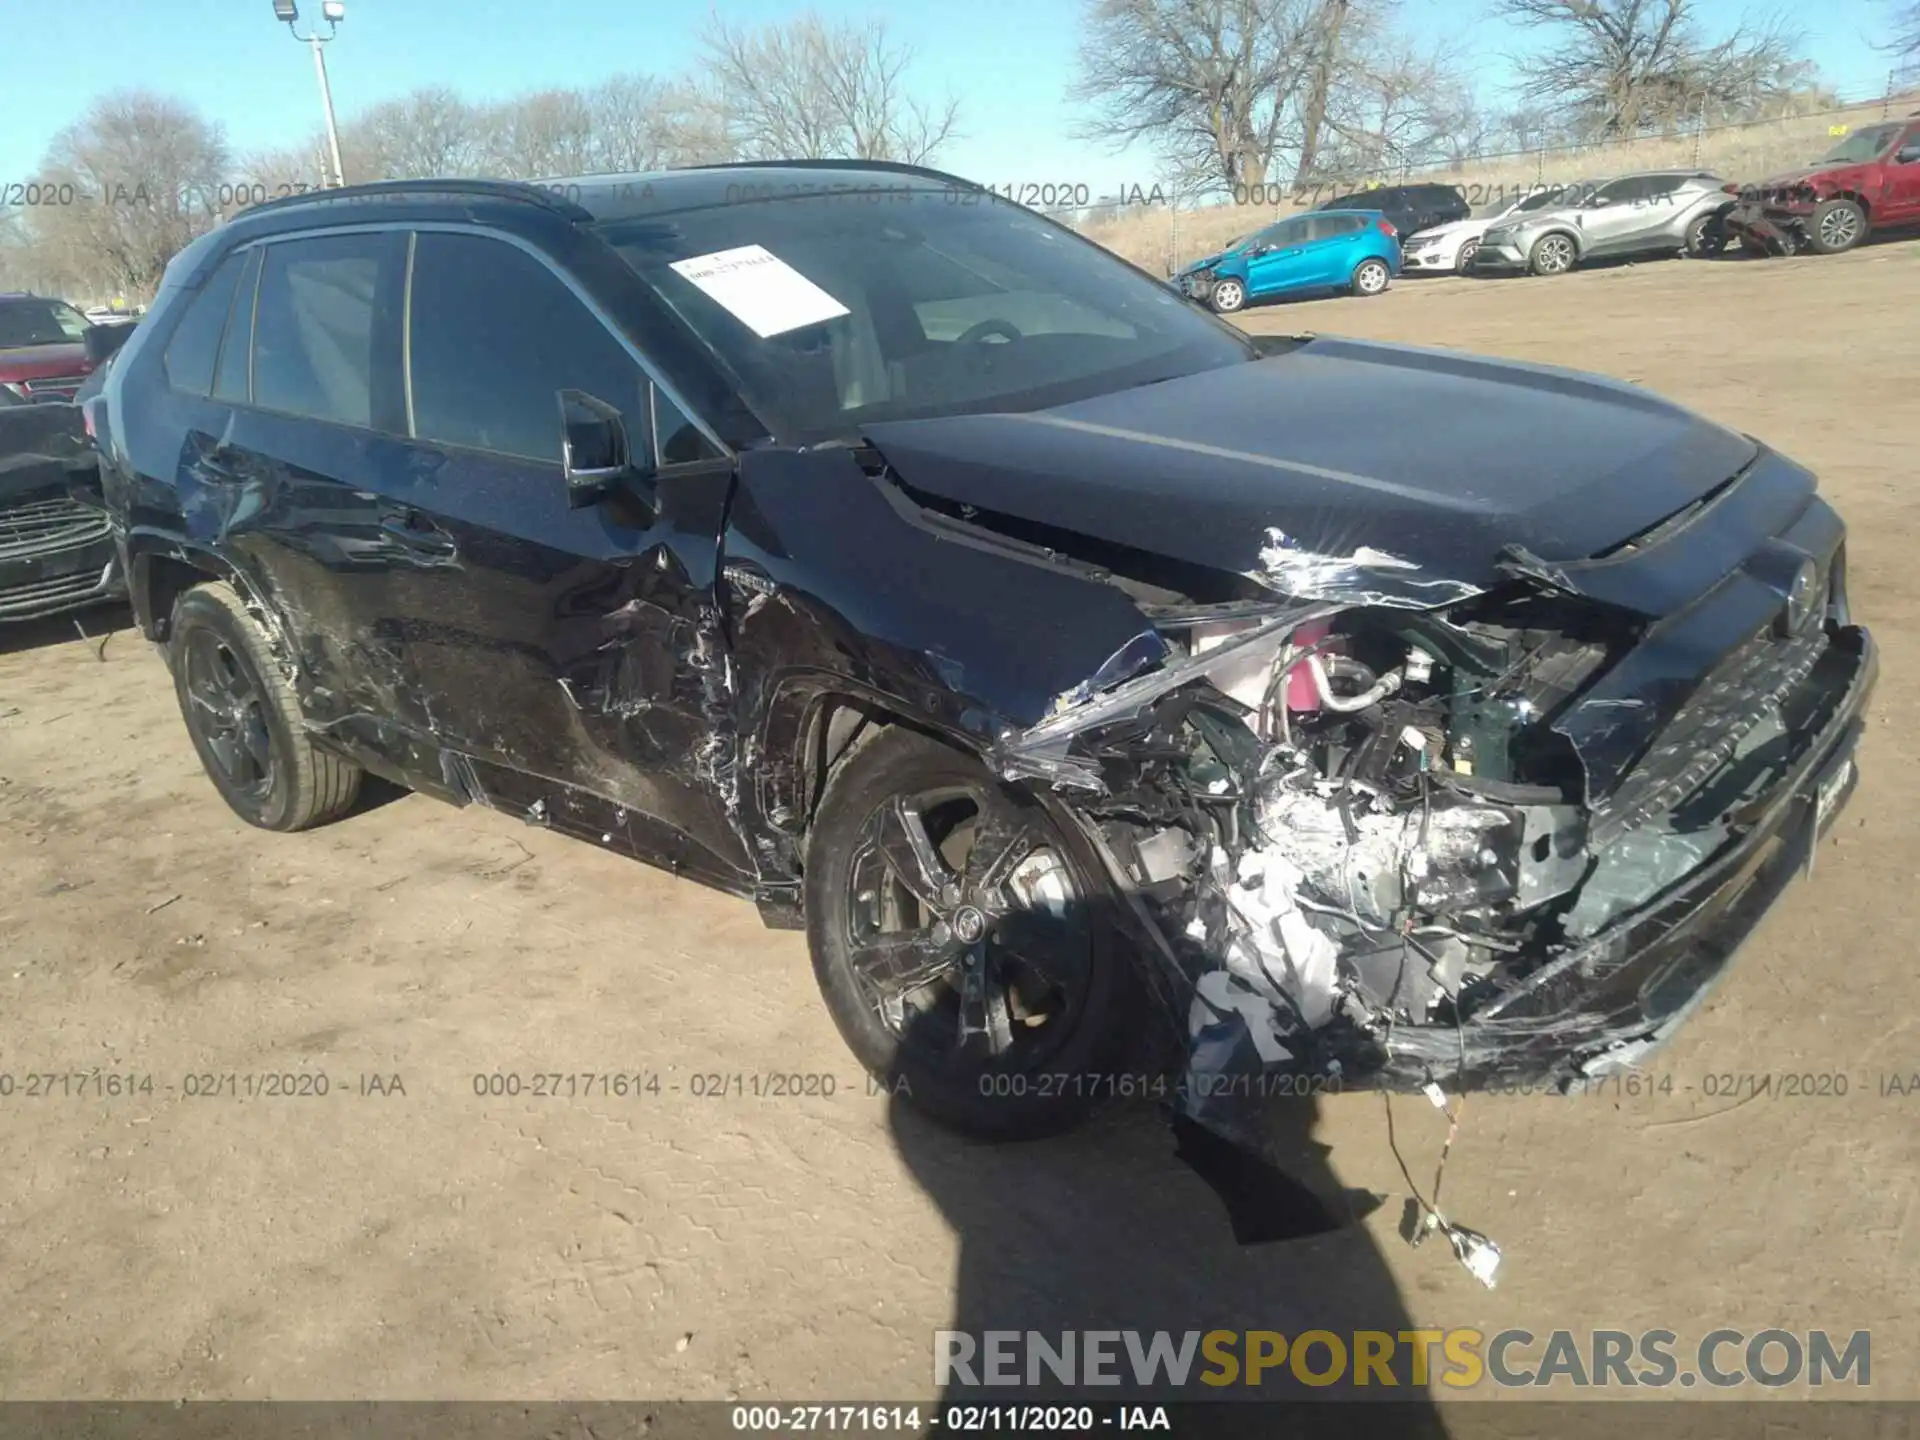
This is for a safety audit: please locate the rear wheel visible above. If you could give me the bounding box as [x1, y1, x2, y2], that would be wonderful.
[1351, 257, 1391, 296]
[168, 581, 362, 832]
[1208, 277, 1246, 314]
[804, 728, 1137, 1139]
[1527, 232, 1577, 275]
[1684, 210, 1729, 257]
[1806, 198, 1866, 255]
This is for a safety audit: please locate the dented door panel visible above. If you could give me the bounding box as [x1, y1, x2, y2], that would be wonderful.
[368, 444, 751, 887]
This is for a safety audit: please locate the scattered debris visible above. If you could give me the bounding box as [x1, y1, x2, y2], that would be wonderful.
[145, 894, 182, 915]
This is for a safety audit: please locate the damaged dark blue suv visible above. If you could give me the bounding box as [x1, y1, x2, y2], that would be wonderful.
[89, 162, 1875, 1145]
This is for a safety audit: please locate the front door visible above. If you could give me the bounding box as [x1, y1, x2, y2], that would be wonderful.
[1576, 176, 1656, 255]
[1882, 123, 1920, 223]
[1244, 218, 1310, 297]
[377, 228, 751, 889]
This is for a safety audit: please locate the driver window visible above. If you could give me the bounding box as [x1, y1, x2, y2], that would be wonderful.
[408, 231, 653, 464]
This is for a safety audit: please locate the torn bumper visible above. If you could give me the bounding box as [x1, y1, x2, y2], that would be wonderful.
[1724, 202, 1807, 254]
[1370, 623, 1875, 1091]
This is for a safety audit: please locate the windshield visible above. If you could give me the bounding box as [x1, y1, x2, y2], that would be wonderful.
[1818, 124, 1901, 164]
[0, 298, 90, 348]
[596, 191, 1254, 444]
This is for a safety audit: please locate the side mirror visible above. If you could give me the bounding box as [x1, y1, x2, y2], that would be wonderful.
[83, 322, 135, 366]
[1585, 195, 1612, 208]
[558, 387, 654, 510]
[1898, 146, 1920, 164]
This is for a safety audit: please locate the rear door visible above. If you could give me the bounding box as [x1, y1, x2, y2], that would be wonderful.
[1619, 174, 1693, 251]
[382, 227, 751, 888]
[1299, 213, 1367, 285]
[171, 229, 425, 774]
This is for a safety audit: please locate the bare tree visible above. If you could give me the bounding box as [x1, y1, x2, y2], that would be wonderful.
[22, 92, 228, 302]
[1072, 0, 1414, 191]
[1495, 0, 1812, 139]
[1882, 0, 1920, 80]
[480, 88, 601, 178]
[337, 86, 484, 181]
[701, 11, 961, 163]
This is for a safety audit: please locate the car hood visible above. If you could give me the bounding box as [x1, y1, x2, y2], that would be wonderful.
[1406, 217, 1486, 243]
[861, 336, 1759, 614]
[1748, 161, 1874, 190]
[0, 341, 89, 380]
[1180, 250, 1231, 274]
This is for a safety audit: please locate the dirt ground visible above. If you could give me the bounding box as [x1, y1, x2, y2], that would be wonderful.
[3, 239, 1918, 1406]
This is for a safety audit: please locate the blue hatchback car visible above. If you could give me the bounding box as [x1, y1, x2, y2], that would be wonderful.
[1176, 209, 1400, 314]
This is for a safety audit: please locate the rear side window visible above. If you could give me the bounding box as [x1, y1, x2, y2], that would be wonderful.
[161, 253, 246, 397]
[252, 233, 399, 428]
[1304, 214, 1364, 241]
[406, 231, 651, 463]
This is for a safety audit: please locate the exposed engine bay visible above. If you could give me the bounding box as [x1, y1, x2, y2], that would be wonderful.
[996, 574, 1855, 1108]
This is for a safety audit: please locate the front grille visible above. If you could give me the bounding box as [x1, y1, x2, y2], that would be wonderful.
[1588, 619, 1830, 848]
[0, 495, 112, 561]
[19, 376, 85, 400]
[0, 561, 114, 619]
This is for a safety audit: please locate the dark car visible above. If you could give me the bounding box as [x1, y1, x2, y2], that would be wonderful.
[0, 293, 100, 403]
[0, 396, 122, 621]
[1727, 114, 1920, 255]
[90, 164, 1873, 1149]
[1312, 182, 1468, 240]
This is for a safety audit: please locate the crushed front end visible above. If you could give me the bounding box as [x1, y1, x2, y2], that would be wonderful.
[993, 462, 1876, 1131]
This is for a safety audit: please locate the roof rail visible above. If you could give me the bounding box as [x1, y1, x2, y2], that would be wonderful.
[236, 177, 593, 222]
[664, 156, 980, 189]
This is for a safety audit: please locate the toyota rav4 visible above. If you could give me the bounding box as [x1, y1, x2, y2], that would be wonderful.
[88, 164, 1875, 1148]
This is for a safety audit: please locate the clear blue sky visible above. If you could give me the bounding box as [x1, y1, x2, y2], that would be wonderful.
[0, 0, 1901, 197]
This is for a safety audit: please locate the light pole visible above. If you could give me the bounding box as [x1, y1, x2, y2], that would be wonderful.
[272, 0, 347, 189]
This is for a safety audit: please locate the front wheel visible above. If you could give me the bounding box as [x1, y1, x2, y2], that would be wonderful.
[1806, 197, 1866, 254]
[1454, 239, 1480, 273]
[1351, 257, 1391, 296]
[1208, 277, 1247, 313]
[1527, 232, 1577, 275]
[804, 728, 1138, 1139]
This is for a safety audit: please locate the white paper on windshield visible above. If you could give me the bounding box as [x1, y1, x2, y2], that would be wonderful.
[668, 244, 849, 338]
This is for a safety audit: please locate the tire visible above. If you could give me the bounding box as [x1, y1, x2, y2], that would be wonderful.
[1208, 277, 1246, 314]
[1684, 210, 1729, 258]
[168, 580, 362, 832]
[1527, 231, 1577, 275]
[804, 727, 1138, 1140]
[1454, 239, 1479, 274]
[1351, 257, 1391, 296]
[1806, 197, 1866, 255]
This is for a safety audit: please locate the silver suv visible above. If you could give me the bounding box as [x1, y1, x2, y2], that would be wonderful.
[1472, 170, 1734, 276]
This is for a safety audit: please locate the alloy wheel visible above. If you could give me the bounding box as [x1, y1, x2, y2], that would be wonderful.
[181, 628, 276, 802]
[843, 783, 1092, 1068]
[1534, 234, 1574, 274]
[1819, 206, 1861, 250]
[1355, 259, 1390, 294]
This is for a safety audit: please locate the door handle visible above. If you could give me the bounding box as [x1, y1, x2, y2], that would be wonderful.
[379, 507, 458, 559]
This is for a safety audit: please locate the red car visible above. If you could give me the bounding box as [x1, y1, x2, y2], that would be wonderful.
[0, 292, 98, 402]
[1726, 113, 1920, 255]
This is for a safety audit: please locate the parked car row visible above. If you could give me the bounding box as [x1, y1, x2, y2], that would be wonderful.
[1171, 111, 1920, 313]
[0, 292, 137, 622]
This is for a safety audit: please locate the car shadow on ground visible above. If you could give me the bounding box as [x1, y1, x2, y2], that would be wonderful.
[0, 600, 134, 657]
[881, 894, 1452, 1436]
